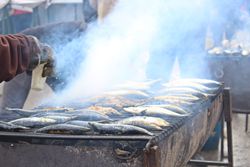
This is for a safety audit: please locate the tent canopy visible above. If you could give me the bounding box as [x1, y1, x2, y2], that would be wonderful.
[0, 0, 9, 9]
[0, 0, 83, 10]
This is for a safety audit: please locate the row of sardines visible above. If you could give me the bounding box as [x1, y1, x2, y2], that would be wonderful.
[0, 79, 222, 136]
[208, 46, 250, 56]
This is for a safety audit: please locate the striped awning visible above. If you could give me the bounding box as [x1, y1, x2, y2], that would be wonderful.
[0, 0, 9, 9]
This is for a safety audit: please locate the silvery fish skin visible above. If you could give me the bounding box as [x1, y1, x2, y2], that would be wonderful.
[163, 82, 218, 93]
[71, 109, 111, 121]
[89, 122, 154, 136]
[117, 116, 170, 128]
[5, 108, 38, 117]
[166, 79, 223, 90]
[9, 117, 57, 128]
[95, 96, 145, 110]
[160, 87, 214, 99]
[32, 109, 111, 122]
[42, 115, 75, 124]
[123, 106, 185, 117]
[86, 106, 121, 116]
[143, 104, 188, 115]
[154, 94, 200, 102]
[5, 107, 74, 117]
[0, 121, 29, 132]
[31, 112, 72, 117]
[34, 107, 74, 112]
[116, 118, 162, 131]
[35, 124, 91, 135]
[145, 98, 192, 106]
[66, 120, 93, 129]
[172, 79, 222, 87]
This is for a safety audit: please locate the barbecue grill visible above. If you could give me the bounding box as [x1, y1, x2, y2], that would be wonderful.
[207, 54, 250, 131]
[0, 86, 233, 167]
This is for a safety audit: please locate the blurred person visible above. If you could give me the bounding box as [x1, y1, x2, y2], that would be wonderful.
[0, 34, 53, 83]
[83, 0, 117, 21]
[0, 33, 53, 118]
[0, 21, 86, 115]
[0, 1, 45, 117]
[0, 0, 112, 114]
[0, 0, 88, 113]
[0, 0, 115, 110]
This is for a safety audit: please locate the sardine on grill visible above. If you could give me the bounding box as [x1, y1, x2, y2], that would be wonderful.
[117, 116, 170, 128]
[0, 121, 29, 132]
[159, 87, 214, 99]
[116, 118, 162, 131]
[42, 115, 75, 124]
[123, 106, 185, 117]
[143, 104, 188, 115]
[31, 112, 73, 117]
[94, 96, 145, 110]
[173, 79, 222, 86]
[89, 122, 154, 136]
[30, 109, 111, 122]
[70, 109, 112, 122]
[154, 94, 201, 103]
[163, 81, 218, 93]
[86, 106, 121, 116]
[5, 107, 74, 117]
[9, 117, 57, 128]
[144, 98, 192, 106]
[35, 124, 91, 135]
[66, 120, 93, 129]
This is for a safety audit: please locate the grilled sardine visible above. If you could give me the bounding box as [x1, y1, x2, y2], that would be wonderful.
[87, 106, 121, 116]
[71, 109, 111, 121]
[9, 117, 57, 128]
[5, 107, 73, 117]
[89, 122, 153, 136]
[160, 87, 214, 99]
[0, 121, 29, 132]
[117, 116, 170, 128]
[35, 124, 90, 135]
[154, 94, 200, 102]
[143, 104, 188, 114]
[123, 106, 184, 117]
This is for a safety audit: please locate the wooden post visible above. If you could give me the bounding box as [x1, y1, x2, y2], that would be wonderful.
[97, 0, 117, 21]
[223, 88, 234, 167]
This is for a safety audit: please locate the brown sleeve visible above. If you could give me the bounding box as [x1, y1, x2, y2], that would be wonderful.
[0, 34, 34, 82]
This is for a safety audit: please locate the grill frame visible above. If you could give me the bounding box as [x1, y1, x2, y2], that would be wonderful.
[0, 87, 225, 167]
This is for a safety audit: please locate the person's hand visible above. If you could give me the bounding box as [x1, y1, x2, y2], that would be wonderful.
[40, 44, 54, 77]
[27, 36, 54, 77]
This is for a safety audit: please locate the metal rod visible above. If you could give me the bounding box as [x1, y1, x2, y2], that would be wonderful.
[0, 132, 152, 141]
[188, 160, 229, 166]
[245, 114, 249, 132]
[232, 108, 250, 114]
[227, 121, 233, 167]
[223, 88, 234, 167]
[220, 115, 224, 161]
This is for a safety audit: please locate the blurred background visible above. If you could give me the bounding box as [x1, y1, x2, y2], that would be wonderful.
[1, 1, 250, 166]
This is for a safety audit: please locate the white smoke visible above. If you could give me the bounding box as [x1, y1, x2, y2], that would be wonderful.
[52, 0, 241, 102]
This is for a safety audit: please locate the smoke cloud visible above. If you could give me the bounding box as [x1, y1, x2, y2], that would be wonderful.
[50, 0, 244, 103]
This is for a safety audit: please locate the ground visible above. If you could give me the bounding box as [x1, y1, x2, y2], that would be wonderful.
[195, 113, 250, 167]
